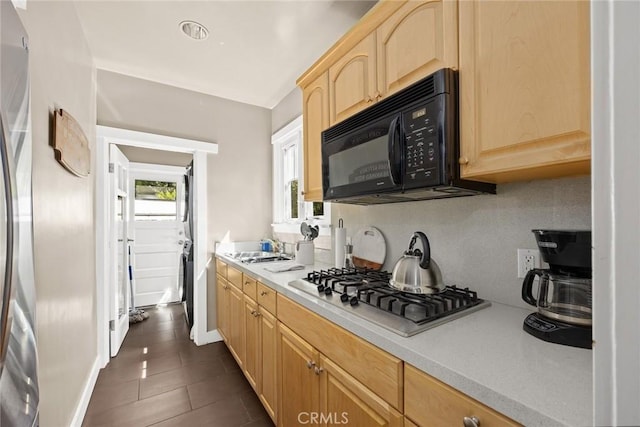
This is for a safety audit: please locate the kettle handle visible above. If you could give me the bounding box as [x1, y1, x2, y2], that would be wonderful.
[411, 232, 431, 269]
[522, 269, 545, 306]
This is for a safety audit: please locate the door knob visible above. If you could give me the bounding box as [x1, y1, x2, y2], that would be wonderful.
[178, 240, 184, 245]
[462, 416, 480, 427]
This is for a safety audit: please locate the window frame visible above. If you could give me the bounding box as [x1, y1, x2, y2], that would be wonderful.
[272, 115, 330, 234]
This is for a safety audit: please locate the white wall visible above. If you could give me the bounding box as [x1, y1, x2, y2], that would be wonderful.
[333, 176, 591, 309]
[96, 70, 272, 330]
[97, 70, 272, 248]
[592, 1, 640, 425]
[17, 2, 97, 426]
[271, 87, 301, 133]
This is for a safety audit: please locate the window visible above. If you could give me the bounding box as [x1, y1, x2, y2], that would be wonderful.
[134, 179, 178, 221]
[272, 116, 329, 232]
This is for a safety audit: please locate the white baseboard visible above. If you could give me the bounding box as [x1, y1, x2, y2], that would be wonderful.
[69, 356, 100, 427]
[195, 329, 223, 345]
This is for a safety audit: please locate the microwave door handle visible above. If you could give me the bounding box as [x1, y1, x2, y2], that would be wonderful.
[387, 116, 402, 185]
[0, 113, 14, 372]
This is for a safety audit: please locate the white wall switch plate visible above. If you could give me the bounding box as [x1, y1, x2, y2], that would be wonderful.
[517, 249, 541, 278]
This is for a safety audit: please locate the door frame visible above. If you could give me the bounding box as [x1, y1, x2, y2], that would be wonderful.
[96, 125, 218, 367]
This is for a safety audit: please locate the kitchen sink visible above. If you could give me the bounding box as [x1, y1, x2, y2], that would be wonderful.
[227, 251, 293, 263]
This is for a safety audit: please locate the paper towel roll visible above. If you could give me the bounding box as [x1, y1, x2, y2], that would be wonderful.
[335, 227, 347, 268]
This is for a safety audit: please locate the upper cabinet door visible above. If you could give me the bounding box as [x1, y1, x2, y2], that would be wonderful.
[376, 0, 458, 99]
[329, 34, 377, 126]
[302, 72, 329, 202]
[459, 0, 591, 183]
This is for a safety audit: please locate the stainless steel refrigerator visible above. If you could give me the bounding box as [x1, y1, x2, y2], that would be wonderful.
[0, 1, 40, 425]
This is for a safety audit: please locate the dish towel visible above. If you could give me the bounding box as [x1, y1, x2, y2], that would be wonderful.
[264, 263, 306, 273]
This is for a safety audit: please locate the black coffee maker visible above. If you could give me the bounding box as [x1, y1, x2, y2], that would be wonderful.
[521, 230, 592, 349]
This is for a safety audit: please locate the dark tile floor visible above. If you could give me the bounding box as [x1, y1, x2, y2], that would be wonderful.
[83, 304, 274, 427]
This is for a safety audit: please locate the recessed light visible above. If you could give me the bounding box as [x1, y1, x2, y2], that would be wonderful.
[179, 20, 208, 40]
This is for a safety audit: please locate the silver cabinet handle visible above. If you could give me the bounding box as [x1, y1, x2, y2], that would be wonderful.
[254, 312, 261, 317]
[178, 240, 184, 245]
[127, 238, 135, 242]
[306, 360, 315, 369]
[250, 310, 256, 316]
[463, 416, 480, 427]
[314, 366, 324, 375]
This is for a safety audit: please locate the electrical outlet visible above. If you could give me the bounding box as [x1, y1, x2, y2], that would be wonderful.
[517, 249, 541, 278]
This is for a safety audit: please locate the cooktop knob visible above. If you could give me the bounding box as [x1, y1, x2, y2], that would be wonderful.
[324, 287, 333, 296]
[340, 294, 349, 303]
[349, 296, 359, 306]
[316, 284, 325, 293]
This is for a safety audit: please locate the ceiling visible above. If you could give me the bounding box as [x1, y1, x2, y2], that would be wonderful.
[74, 1, 376, 109]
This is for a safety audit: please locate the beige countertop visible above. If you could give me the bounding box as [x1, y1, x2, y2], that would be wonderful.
[215, 253, 593, 427]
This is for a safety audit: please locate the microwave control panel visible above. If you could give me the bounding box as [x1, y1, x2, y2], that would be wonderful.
[403, 101, 441, 188]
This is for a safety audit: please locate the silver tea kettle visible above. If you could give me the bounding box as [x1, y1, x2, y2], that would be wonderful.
[390, 231, 444, 294]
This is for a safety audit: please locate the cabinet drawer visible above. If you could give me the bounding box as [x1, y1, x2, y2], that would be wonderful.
[227, 265, 243, 288]
[405, 364, 521, 427]
[216, 258, 227, 279]
[277, 294, 403, 411]
[243, 274, 258, 300]
[257, 282, 277, 316]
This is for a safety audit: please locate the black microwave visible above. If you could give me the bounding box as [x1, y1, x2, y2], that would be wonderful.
[321, 68, 495, 205]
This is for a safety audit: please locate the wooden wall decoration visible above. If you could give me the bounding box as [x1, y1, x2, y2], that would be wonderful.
[53, 109, 90, 177]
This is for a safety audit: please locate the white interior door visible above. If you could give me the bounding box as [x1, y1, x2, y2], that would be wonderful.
[109, 145, 130, 357]
[130, 166, 185, 308]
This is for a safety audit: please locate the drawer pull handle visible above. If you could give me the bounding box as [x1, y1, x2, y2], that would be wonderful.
[306, 360, 316, 369]
[254, 311, 261, 318]
[314, 366, 324, 375]
[260, 291, 268, 296]
[459, 157, 470, 165]
[250, 310, 256, 316]
[463, 416, 480, 427]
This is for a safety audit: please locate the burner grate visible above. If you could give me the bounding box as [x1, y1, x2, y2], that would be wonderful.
[303, 268, 484, 326]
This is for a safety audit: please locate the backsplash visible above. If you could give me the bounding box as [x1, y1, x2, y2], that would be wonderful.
[330, 176, 591, 309]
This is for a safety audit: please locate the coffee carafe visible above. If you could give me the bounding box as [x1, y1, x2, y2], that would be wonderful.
[521, 230, 592, 349]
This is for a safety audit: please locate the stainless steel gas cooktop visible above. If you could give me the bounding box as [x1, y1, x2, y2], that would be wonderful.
[288, 267, 490, 337]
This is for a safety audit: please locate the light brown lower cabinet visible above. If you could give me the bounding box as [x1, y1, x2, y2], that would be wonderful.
[243, 295, 259, 389]
[215, 274, 229, 342]
[404, 364, 522, 427]
[277, 322, 403, 427]
[227, 282, 245, 368]
[216, 260, 521, 427]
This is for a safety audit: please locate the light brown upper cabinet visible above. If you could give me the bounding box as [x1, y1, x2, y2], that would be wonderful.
[329, 0, 458, 126]
[458, 0, 591, 183]
[329, 34, 377, 125]
[376, 0, 458, 99]
[301, 72, 329, 202]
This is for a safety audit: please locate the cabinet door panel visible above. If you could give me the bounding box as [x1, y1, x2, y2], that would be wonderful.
[405, 364, 521, 427]
[278, 323, 320, 427]
[302, 73, 328, 202]
[215, 275, 228, 342]
[228, 283, 245, 368]
[377, 0, 458, 98]
[320, 356, 403, 427]
[329, 34, 377, 125]
[243, 296, 259, 390]
[259, 309, 277, 423]
[459, 0, 590, 182]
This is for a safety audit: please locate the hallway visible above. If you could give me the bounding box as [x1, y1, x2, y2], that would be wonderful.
[83, 304, 273, 426]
